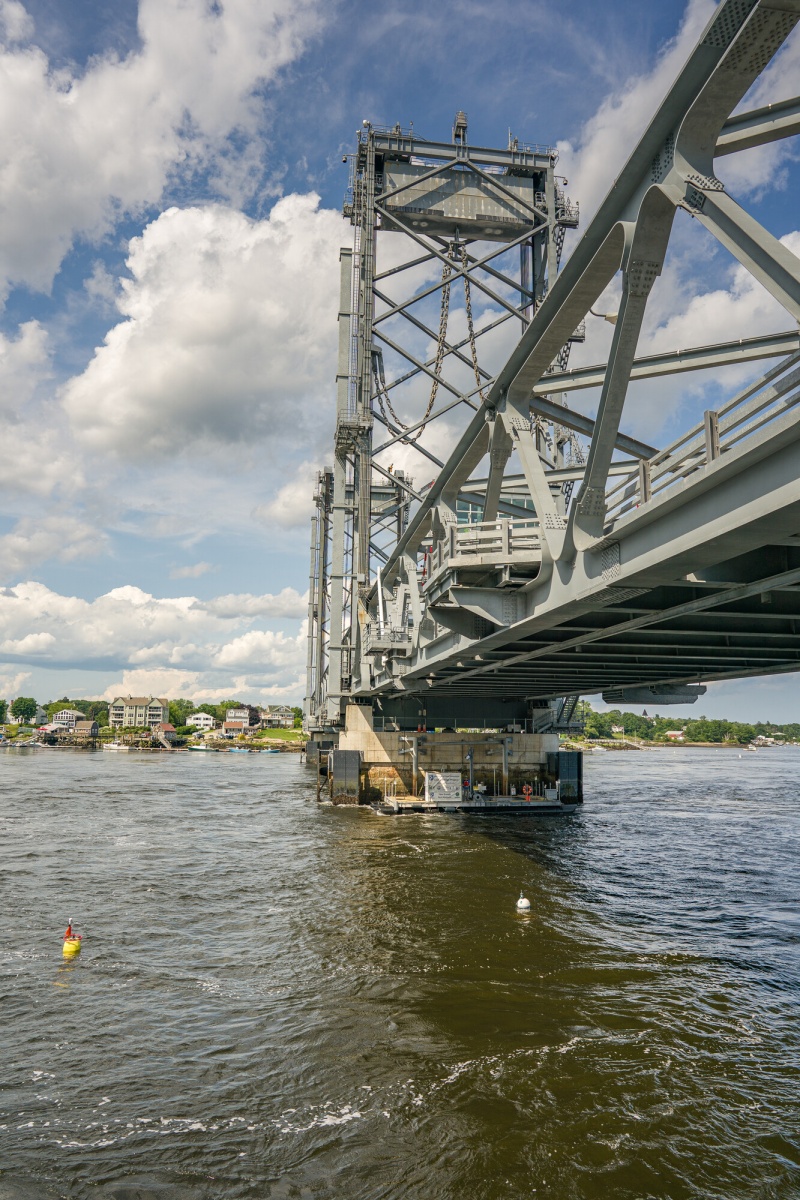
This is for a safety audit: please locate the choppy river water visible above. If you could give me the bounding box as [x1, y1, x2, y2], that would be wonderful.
[2, 746, 799, 1199]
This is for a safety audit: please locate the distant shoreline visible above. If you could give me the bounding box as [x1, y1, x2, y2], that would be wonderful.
[571, 739, 796, 751]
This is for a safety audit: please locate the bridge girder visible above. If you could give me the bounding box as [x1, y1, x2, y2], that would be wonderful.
[307, 0, 800, 730]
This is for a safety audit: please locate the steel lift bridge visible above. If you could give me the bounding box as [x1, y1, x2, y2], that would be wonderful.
[306, 0, 800, 738]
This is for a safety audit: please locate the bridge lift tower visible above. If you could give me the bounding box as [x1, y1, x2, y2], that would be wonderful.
[306, 113, 582, 734]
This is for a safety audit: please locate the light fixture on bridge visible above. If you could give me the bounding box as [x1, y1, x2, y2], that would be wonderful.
[589, 307, 619, 325]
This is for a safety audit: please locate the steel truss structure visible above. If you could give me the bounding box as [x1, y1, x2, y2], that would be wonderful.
[308, 0, 800, 732]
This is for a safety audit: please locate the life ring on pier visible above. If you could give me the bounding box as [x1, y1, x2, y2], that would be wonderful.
[522, 784, 533, 801]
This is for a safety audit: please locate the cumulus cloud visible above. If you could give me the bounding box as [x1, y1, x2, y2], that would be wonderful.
[204, 588, 307, 619]
[213, 627, 303, 670]
[0, 1, 31, 44]
[62, 197, 344, 459]
[0, 0, 321, 297]
[0, 319, 50, 411]
[0, 581, 307, 696]
[0, 666, 30, 696]
[0, 516, 107, 579]
[645, 230, 800, 355]
[98, 667, 302, 703]
[253, 460, 319, 529]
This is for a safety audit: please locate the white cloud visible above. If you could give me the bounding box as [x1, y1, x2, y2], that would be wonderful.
[0, 581, 307, 697]
[97, 667, 303, 704]
[0, 319, 50, 412]
[170, 561, 214, 580]
[0, 630, 53, 655]
[62, 197, 344, 460]
[0, 1, 32, 43]
[0, 0, 321, 297]
[253, 460, 319, 530]
[646, 230, 800, 356]
[0, 515, 106, 579]
[204, 588, 307, 619]
[213, 627, 304, 670]
[0, 666, 29, 697]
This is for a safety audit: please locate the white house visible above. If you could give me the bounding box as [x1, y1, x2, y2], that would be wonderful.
[53, 708, 85, 729]
[187, 712, 217, 730]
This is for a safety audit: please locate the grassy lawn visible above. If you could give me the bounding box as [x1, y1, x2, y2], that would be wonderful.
[255, 728, 307, 742]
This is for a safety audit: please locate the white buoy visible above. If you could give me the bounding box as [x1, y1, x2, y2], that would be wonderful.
[516, 891, 531, 912]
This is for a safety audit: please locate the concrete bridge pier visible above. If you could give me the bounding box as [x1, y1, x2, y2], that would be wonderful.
[328, 704, 581, 809]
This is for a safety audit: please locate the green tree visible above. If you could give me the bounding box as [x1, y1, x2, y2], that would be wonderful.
[584, 710, 615, 739]
[0, 699, 7, 723]
[11, 696, 38, 723]
[292, 706, 303, 728]
[169, 699, 195, 727]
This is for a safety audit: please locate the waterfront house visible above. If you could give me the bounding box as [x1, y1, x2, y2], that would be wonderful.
[109, 696, 169, 728]
[53, 708, 85, 729]
[187, 712, 217, 730]
[260, 705, 295, 729]
[665, 730, 685, 741]
[226, 705, 261, 727]
[157, 723, 176, 743]
[74, 719, 99, 738]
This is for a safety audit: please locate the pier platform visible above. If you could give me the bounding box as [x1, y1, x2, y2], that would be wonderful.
[374, 794, 577, 815]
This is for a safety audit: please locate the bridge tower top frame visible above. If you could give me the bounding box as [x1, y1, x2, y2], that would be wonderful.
[306, 114, 581, 731]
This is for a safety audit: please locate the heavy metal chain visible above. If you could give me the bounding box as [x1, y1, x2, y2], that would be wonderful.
[373, 252, 452, 444]
[373, 239, 489, 443]
[460, 244, 486, 404]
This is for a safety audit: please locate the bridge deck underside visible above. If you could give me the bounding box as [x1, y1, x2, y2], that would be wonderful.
[423, 567, 800, 699]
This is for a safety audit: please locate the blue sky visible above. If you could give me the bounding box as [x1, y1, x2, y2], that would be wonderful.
[0, 0, 798, 720]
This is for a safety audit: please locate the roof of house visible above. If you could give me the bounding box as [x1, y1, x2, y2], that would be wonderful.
[111, 695, 168, 706]
[74, 720, 97, 731]
[55, 708, 84, 717]
[158, 723, 176, 732]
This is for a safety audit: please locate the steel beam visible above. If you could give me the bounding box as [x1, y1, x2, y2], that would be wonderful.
[538, 331, 800, 394]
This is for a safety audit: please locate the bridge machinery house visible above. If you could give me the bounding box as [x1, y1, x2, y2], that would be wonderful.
[109, 696, 169, 728]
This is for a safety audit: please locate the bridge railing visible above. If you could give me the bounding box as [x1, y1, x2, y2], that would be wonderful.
[364, 624, 411, 656]
[427, 517, 542, 584]
[604, 354, 800, 525]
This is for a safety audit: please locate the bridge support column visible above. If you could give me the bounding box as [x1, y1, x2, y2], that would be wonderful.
[334, 704, 579, 807]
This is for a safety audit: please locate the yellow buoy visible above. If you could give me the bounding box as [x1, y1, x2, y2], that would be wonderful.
[62, 936, 82, 958]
